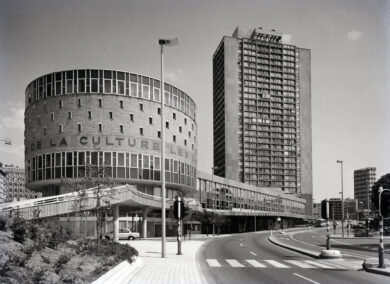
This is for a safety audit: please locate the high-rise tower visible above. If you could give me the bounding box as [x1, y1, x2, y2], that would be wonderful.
[213, 27, 312, 215]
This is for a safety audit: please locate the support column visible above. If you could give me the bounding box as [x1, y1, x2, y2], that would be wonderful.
[142, 208, 149, 239]
[113, 204, 119, 242]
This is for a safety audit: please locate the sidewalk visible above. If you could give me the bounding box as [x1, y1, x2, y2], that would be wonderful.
[125, 239, 207, 284]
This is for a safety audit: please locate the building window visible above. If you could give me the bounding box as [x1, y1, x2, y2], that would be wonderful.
[120, 100, 123, 109]
[166, 122, 169, 129]
[139, 103, 143, 111]
[51, 113, 54, 121]
[157, 131, 161, 138]
[173, 135, 176, 143]
[59, 100, 63, 108]
[59, 124, 63, 133]
[88, 111, 92, 119]
[130, 82, 138, 97]
[98, 123, 102, 132]
[98, 99, 102, 107]
[109, 112, 113, 119]
[157, 107, 161, 115]
[149, 117, 153, 125]
[77, 123, 82, 132]
[78, 99, 82, 107]
[120, 124, 123, 133]
[68, 112, 72, 119]
[188, 131, 191, 138]
[179, 126, 182, 133]
[140, 128, 143, 136]
[173, 112, 176, 120]
[184, 118, 187, 125]
[43, 127, 47, 136]
[192, 124, 194, 131]
[184, 139, 187, 146]
[130, 114, 134, 122]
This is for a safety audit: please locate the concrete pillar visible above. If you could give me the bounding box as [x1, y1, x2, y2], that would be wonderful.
[113, 204, 119, 242]
[142, 208, 149, 239]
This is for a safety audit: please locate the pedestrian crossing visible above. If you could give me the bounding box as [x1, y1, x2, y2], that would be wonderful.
[206, 259, 347, 270]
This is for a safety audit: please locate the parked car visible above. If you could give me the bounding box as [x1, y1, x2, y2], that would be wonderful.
[102, 228, 140, 240]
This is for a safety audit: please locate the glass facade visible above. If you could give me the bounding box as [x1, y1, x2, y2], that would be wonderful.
[25, 69, 196, 121]
[28, 150, 196, 189]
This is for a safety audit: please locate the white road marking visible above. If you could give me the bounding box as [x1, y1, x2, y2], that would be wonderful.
[264, 260, 290, 268]
[249, 251, 257, 256]
[285, 260, 317, 268]
[226, 259, 245, 267]
[206, 259, 221, 267]
[246, 259, 266, 268]
[293, 273, 321, 284]
[304, 260, 335, 269]
[240, 243, 243, 247]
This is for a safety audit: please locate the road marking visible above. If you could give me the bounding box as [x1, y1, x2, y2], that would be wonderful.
[249, 251, 257, 256]
[284, 260, 317, 268]
[246, 259, 266, 268]
[240, 243, 243, 247]
[304, 260, 335, 269]
[264, 260, 290, 268]
[206, 259, 221, 267]
[226, 259, 245, 267]
[293, 273, 321, 284]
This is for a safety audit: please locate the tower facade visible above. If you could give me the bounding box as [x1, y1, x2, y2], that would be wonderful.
[354, 167, 376, 210]
[213, 27, 312, 215]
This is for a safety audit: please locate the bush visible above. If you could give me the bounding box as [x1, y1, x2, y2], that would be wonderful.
[0, 215, 7, 231]
[54, 253, 71, 273]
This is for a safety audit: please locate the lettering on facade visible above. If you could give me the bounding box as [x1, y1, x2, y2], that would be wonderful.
[29, 135, 196, 162]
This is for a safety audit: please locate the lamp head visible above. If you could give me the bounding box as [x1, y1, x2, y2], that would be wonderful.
[158, 38, 178, 46]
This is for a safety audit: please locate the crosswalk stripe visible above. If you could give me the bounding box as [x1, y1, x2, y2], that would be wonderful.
[226, 259, 245, 267]
[264, 260, 290, 268]
[284, 260, 317, 268]
[206, 259, 221, 267]
[246, 259, 266, 268]
[304, 260, 336, 269]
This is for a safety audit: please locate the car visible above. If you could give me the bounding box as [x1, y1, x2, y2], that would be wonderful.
[102, 228, 140, 240]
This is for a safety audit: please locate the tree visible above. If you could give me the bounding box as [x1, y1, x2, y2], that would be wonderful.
[72, 164, 116, 252]
[371, 173, 390, 210]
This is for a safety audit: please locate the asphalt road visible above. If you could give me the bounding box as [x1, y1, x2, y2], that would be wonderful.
[198, 231, 389, 284]
[292, 228, 390, 260]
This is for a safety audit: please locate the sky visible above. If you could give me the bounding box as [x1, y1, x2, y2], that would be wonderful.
[0, 0, 389, 202]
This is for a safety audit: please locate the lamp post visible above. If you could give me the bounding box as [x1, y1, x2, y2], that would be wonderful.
[336, 160, 344, 237]
[159, 37, 178, 258]
[0, 138, 11, 145]
[211, 166, 218, 236]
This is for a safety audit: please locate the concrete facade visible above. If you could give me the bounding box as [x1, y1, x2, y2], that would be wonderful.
[354, 167, 376, 211]
[212, 26, 312, 216]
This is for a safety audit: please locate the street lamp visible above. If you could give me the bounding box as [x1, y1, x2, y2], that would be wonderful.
[159, 37, 178, 258]
[0, 138, 11, 145]
[336, 160, 344, 237]
[211, 166, 218, 236]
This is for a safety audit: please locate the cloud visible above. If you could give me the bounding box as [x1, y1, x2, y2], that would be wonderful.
[281, 34, 292, 44]
[346, 30, 362, 41]
[165, 68, 183, 83]
[0, 107, 24, 131]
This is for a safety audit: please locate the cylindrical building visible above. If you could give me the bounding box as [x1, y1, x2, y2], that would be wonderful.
[24, 69, 197, 199]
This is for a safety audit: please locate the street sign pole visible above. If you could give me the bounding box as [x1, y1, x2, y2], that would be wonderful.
[176, 196, 183, 255]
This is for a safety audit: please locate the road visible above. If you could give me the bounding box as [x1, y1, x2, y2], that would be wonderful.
[292, 228, 390, 260]
[198, 231, 389, 284]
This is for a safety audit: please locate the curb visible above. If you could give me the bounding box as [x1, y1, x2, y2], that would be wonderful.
[268, 235, 320, 258]
[362, 258, 390, 277]
[92, 257, 144, 284]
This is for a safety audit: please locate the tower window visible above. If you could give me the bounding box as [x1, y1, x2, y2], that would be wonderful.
[77, 123, 82, 132]
[184, 139, 187, 146]
[139, 103, 143, 111]
[43, 127, 47, 136]
[173, 135, 176, 143]
[173, 112, 176, 120]
[109, 112, 113, 119]
[98, 123, 102, 132]
[149, 117, 153, 125]
[157, 107, 161, 115]
[120, 100, 123, 109]
[157, 131, 161, 138]
[166, 122, 169, 129]
[130, 114, 134, 122]
[88, 111, 92, 119]
[140, 128, 144, 136]
[51, 113, 55, 121]
[179, 126, 182, 133]
[120, 124, 123, 133]
[68, 112, 72, 119]
[59, 124, 63, 133]
[59, 100, 63, 108]
[184, 118, 187, 125]
[98, 99, 102, 107]
[78, 99, 82, 107]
